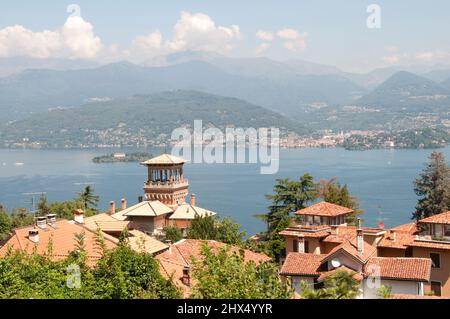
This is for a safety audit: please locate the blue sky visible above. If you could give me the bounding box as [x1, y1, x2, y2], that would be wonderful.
[0, 0, 449, 72]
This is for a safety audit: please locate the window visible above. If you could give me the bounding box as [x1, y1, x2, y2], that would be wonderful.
[293, 239, 298, 252]
[445, 225, 450, 237]
[304, 240, 310, 254]
[405, 247, 413, 257]
[430, 253, 441, 268]
[431, 281, 442, 297]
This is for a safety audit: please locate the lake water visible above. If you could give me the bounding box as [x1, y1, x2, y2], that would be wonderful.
[1, 147, 448, 235]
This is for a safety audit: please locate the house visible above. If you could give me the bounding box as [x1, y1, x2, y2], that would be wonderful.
[0, 212, 117, 266]
[0, 210, 169, 265]
[378, 211, 450, 296]
[109, 153, 217, 236]
[278, 202, 445, 298]
[155, 239, 271, 297]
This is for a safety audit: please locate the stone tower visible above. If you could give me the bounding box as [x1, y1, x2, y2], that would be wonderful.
[141, 154, 189, 208]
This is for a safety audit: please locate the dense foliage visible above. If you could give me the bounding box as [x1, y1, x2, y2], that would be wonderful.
[300, 270, 361, 299]
[413, 151, 450, 220]
[190, 244, 292, 299]
[187, 215, 246, 246]
[317, 177, 363, 225]
[0, 237, 180, 299]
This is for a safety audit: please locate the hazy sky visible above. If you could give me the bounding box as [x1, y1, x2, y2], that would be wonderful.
[1, 0, 449, 72]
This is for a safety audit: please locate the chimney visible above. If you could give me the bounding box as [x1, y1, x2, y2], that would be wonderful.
[121, 198, 127, 210]
[138, 196, 143, 203]
[110, 201, 115, 215]
[28, 229, 40, 244]
[36, 216, 47, 229]
[190, 193, 196, 206]
[165, 240, 172, 254]
[182, 265, 191, 286]
[357, 218, 364, 258]
[390, 230, 397, 241]
[46, 214, 57, 225]
[73, 209, 84, 224]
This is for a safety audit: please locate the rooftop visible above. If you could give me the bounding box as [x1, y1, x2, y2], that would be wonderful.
[169, 203, 217, 220]
[419, 211, 450, 225]
[0, 220, 117, 266]
[113, 200, 173, 219]
[141, 154, 188, 165]
[364, 257, 432, 282]
[295, 201, 353, 217]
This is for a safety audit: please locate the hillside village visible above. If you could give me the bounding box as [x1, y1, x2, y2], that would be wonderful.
[1, 153, 450, 299]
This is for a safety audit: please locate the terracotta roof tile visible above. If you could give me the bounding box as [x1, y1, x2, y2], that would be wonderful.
[280, 252, 325, 276]
[317, 266, 363, 282]
[0, 220, 116, 265]
[364, 257, 431, 282]
[295, 201, 353, 217]
[419, 211, 450, 225]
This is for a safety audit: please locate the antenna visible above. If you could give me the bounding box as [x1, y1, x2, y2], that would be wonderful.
[23, 192, 47, 220]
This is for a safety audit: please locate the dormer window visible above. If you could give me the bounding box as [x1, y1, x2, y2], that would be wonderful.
[445, 225, 450, 237]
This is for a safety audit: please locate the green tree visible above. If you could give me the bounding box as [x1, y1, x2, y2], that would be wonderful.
[317, 177, 363, 225]
[187, 215, 246, 245]
[91, 243, 180, 299]
[257, 174, 317, 258]
[76, 186, 99, 211]
[377, 285, 392, 299]
[162, 226, 183, 243]
[10, 208, 34, 228]
[413, 152, 450, 220]
[301, 269, 361, 299]
[37, 195, 52, 217]
[190, 244, 292, 299]
[0, 206, 12, 241]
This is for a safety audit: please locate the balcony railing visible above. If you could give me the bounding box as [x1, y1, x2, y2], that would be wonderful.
[415, 234, 450, 243]
[144, 179, 189, 189]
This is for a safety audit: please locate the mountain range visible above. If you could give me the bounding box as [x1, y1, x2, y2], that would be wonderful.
[0, 90, 307, 148]
[1, 52, 450, 133]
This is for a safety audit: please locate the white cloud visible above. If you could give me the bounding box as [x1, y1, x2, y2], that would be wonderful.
[166, 11, 241, 53]
[61, 16, 102, 58]
[0, 16, 102, 59]
[255, 42, 271, 54]
[276, 28, 307, 52]
[0, 11, 241, 62]
[128, 11, 242, 62]
[256, 30, 274, 42]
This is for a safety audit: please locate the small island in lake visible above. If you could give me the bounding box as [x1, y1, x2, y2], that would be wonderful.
[92, 152, 153, 163]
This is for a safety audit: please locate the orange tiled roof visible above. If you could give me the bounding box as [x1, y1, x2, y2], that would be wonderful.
[406, 239, 450, 250]
[0, 220, 117, 266]
[279, 228, 331, 238]
[295, 201, 353, 217]
[392, 222, 419, 234]
[377, 231, 416, 250]
[317, 266, 363, 282]
[364, 257, 431, 282]
[321, 226, 358, 243]
[279, 252, 325, 276]
[322, 239, 377, 264]
[156, 239, 271, 297]
[419, 211, 450, 225]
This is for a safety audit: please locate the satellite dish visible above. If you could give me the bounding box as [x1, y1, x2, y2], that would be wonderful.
[331, 258, 341, 268]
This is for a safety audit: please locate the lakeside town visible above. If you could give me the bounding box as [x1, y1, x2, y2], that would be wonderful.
[4, 127, 450, 151]
[1, 152, 450, 299]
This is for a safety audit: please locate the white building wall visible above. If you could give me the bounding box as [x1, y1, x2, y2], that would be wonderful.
[363, 279, 421, 299]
